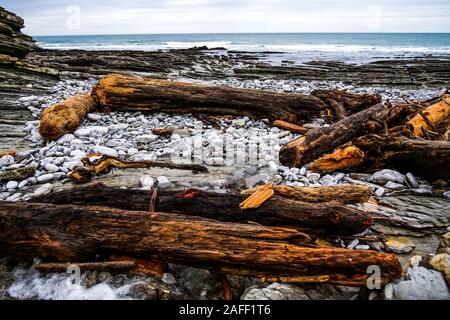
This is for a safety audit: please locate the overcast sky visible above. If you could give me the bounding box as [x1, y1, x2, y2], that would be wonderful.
[3, 0, 450, 35]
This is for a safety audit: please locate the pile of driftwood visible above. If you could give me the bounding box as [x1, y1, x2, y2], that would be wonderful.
[39, 74, 450, 181]
[5, 73, 450, 290]
[0, 183, 402, 287]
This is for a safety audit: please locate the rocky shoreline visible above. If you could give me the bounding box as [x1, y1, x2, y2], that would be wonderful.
[0, 7, 449, 300]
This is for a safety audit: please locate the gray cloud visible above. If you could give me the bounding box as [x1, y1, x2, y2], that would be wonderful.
[2, 0, 449, 35]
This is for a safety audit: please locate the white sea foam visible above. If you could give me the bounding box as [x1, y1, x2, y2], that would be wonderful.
[7, 268, 142, 300]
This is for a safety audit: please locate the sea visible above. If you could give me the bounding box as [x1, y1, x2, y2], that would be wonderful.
[34, 33, 450, 64]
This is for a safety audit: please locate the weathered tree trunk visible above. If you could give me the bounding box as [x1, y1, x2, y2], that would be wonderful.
[279, 103, 387, 167]
[92, 74, 327, 123]
[353, 134, 450, 180]
[0, 202, 401, 286]
[406, 96, 450, 137]
[241, 184, 372, 204]
[311, 89, 381, 113]
[32, 184, 373, 235]
[39, 94, 96, 141]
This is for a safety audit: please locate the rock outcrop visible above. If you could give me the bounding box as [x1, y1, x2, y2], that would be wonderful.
[0, 6, 37, 58]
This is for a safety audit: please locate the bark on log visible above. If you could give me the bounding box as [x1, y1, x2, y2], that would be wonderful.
[272, 120, 308, 134]
[31, 184, 373, 235]
[39, 94, 96, 141]
[34, 261, 136, 273]
[0, 202, 401, 286]
[92, 74, 327, 123]
[279, 103, 387, 167]
[354, 134, 450, 180]
[311, 89, 381, 113]
[240, 184, 372, 204]
[406, 96, 450, 137]
[311, 146, 366, 172]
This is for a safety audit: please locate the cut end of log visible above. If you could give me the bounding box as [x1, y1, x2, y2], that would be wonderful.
[311, 146, 365, 172]
[39, 94, 96, 141]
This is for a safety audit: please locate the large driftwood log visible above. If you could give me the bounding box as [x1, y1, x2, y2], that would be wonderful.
[240, 184, 372, 204]
[353, 134, 450, 180]
[0, 202, 401, 286]
[39, 94, 96, 141]
[92, 74, 326, 123]
[311, 89, 381, 114]
[279, 103, 387, 167]
[32, 184, 373, 235]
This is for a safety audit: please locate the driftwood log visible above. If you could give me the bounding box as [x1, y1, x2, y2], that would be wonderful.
[311, 89, 381, 114]
[39, 94, 96, 141]
[279, 103, 387, 167]
[240, 184, 372, 204]
[353, 134, 450, 180]
[32, 184, 373, 235]
[0, 201, 401, 286]
[69, 155, 208, 184]
[92, 74, 326, 122]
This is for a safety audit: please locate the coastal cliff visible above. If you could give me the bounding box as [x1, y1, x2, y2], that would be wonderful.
[0, 6, 37, 58]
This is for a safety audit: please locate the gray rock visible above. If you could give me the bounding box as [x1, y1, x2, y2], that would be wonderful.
[37, 173, 54, 183]
[411, 188, 433, 195]
[128, 148, 138, 156]
[388, 263, 450, 300]
[56, 134, 75, 144]
[242, 283, 309, 300]
[137, 134, 158, 143]
[0, 155, 15, 168]
[444, 191, 450, 200]
[375, 187, 386, 197]
[18, 180, 29, 189]
[371, 169, 405, 185]
[0, 192, 11, 200]
[33, 183, 53, 196]
[405, 172, 419, 188]
[44, 163, 60, 172]
[384, 181, 404, 190]
[161, 273, 177, 285]
[91, 146, 118, 158]
[87, 113, 102, 121]
[6, 193, 22, 201]
[140, 176, 154, 189]
[6, 181, 19, 190]
[157, 176, 172, 188]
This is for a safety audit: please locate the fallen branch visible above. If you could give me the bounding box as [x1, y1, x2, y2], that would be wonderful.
[0, 201, 401, 286]
[272, 120, 308, 134]
[32, 184, 373, 235]
[279, 103, 387, 167]
[68, 155, 208, 184]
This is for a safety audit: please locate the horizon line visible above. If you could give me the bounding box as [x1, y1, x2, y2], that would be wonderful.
[32, 31, 450, 37]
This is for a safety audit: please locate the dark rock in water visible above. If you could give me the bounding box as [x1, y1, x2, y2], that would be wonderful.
[129, 278, 171, 300]
[0, 6, 38, 58]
